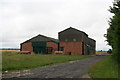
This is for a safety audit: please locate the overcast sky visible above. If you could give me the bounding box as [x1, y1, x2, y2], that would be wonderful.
[0, 0, 113, 50]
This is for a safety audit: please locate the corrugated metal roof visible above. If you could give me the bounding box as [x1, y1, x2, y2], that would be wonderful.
[59, 27, 88, 36]
[21, 34, 59, 44]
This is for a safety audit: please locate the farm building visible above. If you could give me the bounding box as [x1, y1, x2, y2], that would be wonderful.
[88, 38, 96, 55]
[20, 34, 59, 54]
[20, 27, 96, 55]
[59, 27, 96, 55]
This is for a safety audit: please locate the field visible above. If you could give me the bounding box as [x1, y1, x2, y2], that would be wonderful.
[0, 49, 20, 52]
[2, 50, 92, 73]
[96, 51, 107, 54]
[89, 56, 118, 78]
[0, 51, 1, 71]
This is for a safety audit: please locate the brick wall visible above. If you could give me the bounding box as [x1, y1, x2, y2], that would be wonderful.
[47, 42, 58, 53]
[21, 42, 33, 52]
[60, 42, 82, 55]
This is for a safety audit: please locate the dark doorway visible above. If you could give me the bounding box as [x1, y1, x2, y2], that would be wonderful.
[46, 47, 53, 54]
[82, 42, 84, 55]
[33, 46, 46, 54]
[32, 42, 46, 54]
[87, 45, 90, 55]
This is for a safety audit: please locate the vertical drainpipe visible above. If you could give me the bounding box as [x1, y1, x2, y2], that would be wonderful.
[20, 43, 22, 51]
[58, 42, 60, 51]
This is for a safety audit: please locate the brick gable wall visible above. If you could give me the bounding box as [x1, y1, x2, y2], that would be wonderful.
[60, 42, 82, 55]
[21, 42, 33, 52]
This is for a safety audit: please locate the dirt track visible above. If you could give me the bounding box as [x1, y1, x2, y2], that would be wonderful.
[3, 56, 106, 78]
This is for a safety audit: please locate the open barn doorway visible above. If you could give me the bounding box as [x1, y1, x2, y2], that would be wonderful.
[32, 42, 46, 54]
[46, 47, 53, 54]
[82, 42, 84, 55]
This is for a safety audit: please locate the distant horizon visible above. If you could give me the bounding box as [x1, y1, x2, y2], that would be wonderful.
[0, 47, 111, 51]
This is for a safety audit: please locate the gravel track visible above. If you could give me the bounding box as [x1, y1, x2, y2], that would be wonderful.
[3, 56, 106, 78]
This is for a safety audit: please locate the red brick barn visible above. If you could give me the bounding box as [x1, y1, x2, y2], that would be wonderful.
[58, 27, 96, 55]
[20, 34, 59, 54]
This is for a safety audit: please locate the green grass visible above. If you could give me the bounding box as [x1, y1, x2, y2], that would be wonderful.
[0, 51, 2, 71]
[89, 56, 118, 78]
[2, 51, 92, 72]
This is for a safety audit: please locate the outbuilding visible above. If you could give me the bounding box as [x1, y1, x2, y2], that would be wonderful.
[20, 34, 59, 54]
[20, 27, 96, 55]
[58, 27, 96, 55]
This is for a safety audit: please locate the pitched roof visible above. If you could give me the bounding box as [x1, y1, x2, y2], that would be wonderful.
[88, 38, 96, 45]
[59, 27, 88, 36]
[21, 34, 59, 44]
[88, 38, 96, 42]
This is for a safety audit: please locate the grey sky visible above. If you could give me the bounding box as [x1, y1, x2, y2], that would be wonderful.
[0, 0, 113, 50]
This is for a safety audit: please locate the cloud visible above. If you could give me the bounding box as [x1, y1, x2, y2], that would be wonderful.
[0, 0, 113, 50]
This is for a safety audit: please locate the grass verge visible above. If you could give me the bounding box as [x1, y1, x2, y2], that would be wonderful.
[2, 51, 92, 73]
[88, 55, 118, 78]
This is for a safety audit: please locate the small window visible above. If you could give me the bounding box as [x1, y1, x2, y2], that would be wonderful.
[60, 47, 64, 51]
[73, 38, 76, 41]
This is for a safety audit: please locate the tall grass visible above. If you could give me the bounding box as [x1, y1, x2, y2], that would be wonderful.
[89, 56, 118, 78]
[2, 51, 91, 72]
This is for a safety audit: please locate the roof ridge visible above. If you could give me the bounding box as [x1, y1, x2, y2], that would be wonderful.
[21, 34, 59, 44]
[59, 27, 88, 36]
[38, 34, 58, 41]
[38, 34, 49, 39]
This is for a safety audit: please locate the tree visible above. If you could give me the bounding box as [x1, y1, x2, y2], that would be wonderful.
[105, 0, 120, 60]
[105, 0, 120, 78]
